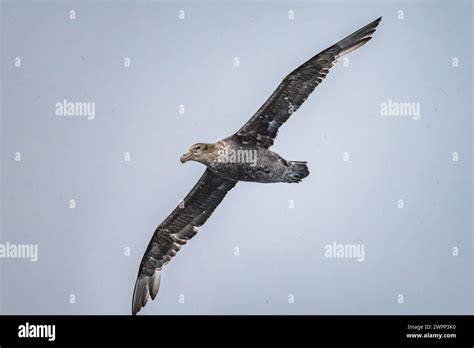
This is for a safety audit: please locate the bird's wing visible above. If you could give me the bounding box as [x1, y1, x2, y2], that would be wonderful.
[233, 17, 381, 148]
[132, 169, 237, 315]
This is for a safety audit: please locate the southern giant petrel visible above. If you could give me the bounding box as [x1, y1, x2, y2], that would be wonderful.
[132, 16, 381, 314]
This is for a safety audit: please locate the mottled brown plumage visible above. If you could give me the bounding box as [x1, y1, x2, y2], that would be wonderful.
[132, 17, 381, 314]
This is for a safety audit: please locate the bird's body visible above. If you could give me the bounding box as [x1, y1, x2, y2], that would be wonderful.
[196, 137, 308, 183]
[132, 16, 382, 314]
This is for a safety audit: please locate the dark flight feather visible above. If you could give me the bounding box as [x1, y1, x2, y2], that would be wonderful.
[132, 169, 236, 315]
[234, 17, 382, 148]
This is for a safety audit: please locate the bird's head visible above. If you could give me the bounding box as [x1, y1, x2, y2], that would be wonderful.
[180, 143, 213, 164]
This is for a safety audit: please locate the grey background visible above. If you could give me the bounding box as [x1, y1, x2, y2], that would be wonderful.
[0, 0, 472, 314]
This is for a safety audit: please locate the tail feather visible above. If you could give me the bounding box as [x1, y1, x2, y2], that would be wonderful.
[285, 161, 310, 183]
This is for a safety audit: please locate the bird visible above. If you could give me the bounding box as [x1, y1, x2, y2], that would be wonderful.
[132, 16, 382, 315]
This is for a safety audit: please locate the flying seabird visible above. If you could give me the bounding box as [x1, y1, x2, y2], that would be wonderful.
[132, 16, 382, 314]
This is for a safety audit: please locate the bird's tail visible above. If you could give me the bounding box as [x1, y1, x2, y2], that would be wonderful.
[334, 16, 382, 58]
[285, 161, 310, 183]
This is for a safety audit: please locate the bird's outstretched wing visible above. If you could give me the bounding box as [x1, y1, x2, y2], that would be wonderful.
[132, 169, 236, 315]
[233, 17, 381, 148]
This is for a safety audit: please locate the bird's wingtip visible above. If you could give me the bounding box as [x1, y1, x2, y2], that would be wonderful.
[131, 270, 162, 315]
[370, 16, 383, 28]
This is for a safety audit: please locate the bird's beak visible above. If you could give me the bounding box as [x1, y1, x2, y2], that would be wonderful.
[180, 150, 193, 163]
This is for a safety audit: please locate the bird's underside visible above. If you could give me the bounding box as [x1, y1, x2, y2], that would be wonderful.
[132, 16, 381, 315]
[205, 141, 310, 183]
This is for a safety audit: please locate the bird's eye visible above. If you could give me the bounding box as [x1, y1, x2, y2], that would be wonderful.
[194, 145, 201, 150]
